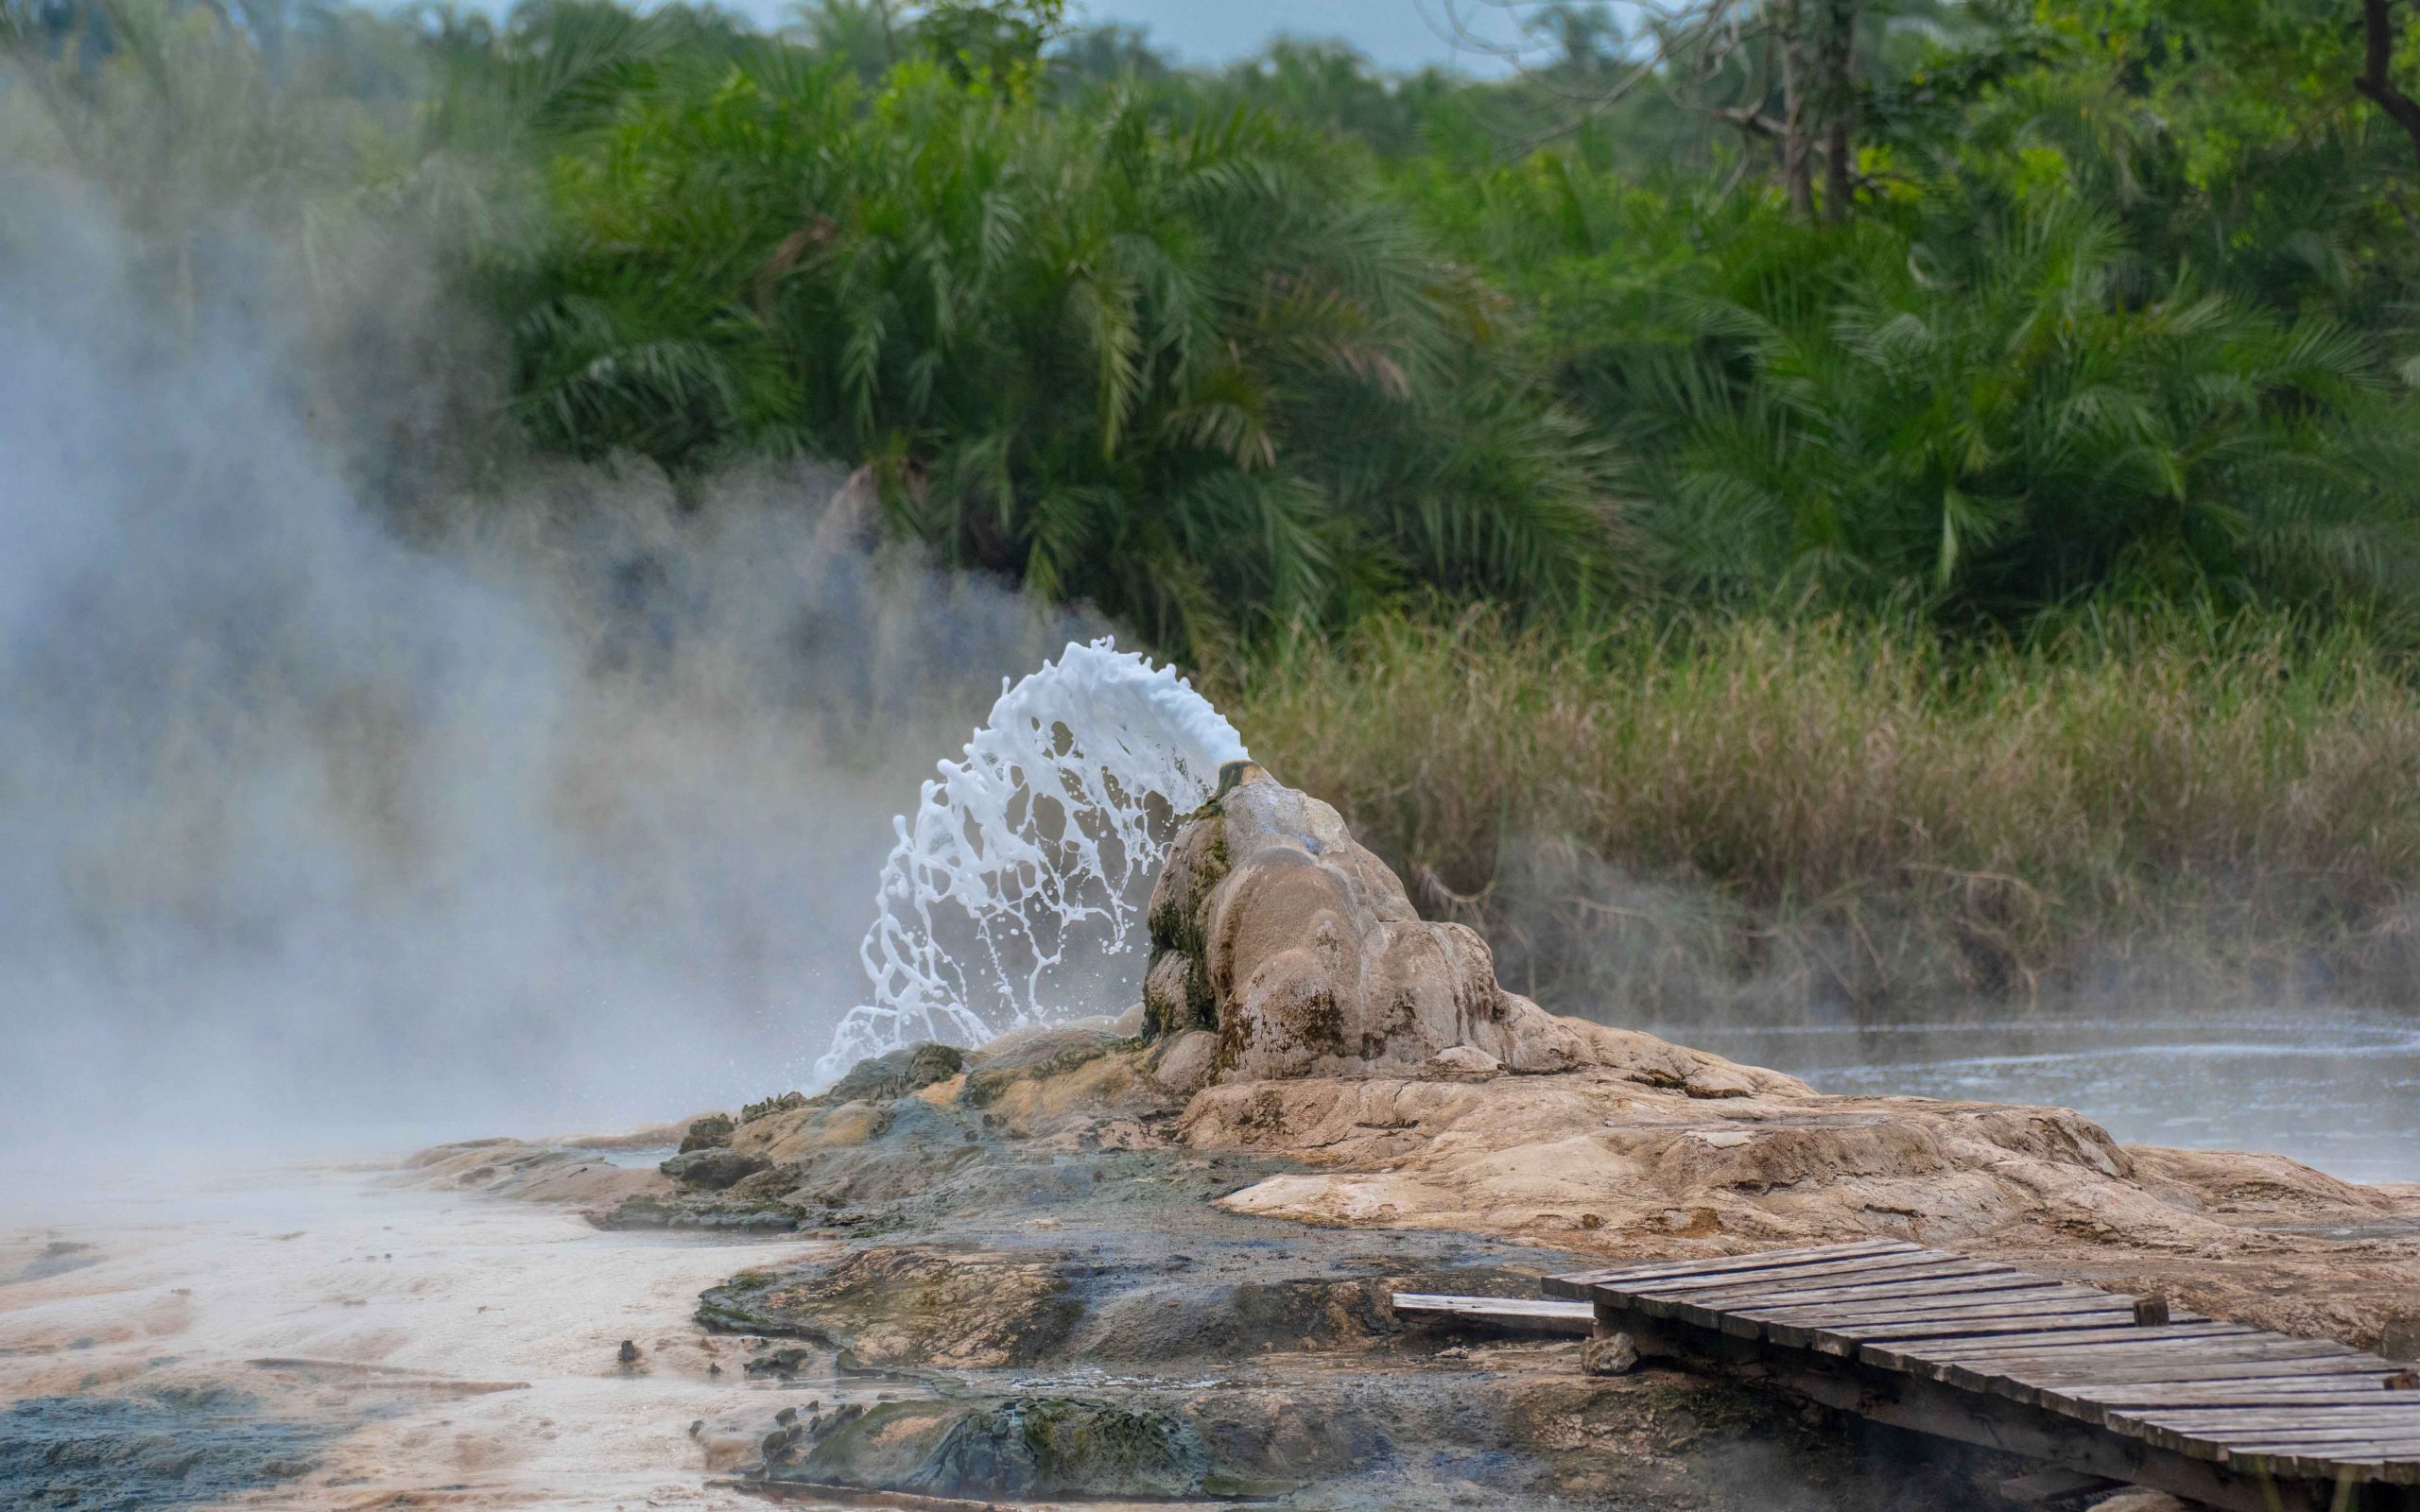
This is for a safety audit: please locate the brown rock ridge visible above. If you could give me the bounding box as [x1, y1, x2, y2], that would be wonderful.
[1134, 766, 2420, 1350]
[419, 767, 2420, 1357]
[1142, 764, 1798, 1099]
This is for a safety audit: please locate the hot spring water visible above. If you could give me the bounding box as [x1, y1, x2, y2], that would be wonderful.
[815, 639, 1248, 1083]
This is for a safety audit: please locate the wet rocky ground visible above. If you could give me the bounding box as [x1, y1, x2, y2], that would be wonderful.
[0, 1386, 328, 1511]
[415, 1040, 2083, 1512]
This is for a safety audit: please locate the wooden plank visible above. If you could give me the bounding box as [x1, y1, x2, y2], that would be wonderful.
[1890, 1343, 2387, 1415]
[1390, 1294, 1593, 1336]
[1552, 1237, 1916, 1286]
[2204, 1444, 2420, 1484]
[1544, 1240, 1918, 1296]
[1735, 1285, 2087, 1328]
[2049, 1386, 2420, 1434]
[1879, 1324, 2262, 1362]
[2049, 1398, 2420, 1473]
[1626, 1258, 2023, 1306]
[1609, 1310, 2359, 1508]
[2108, 1414, 2420, 1468]
[1858, 1322, 2251, 1357]
[1932, 1350, 2377, 1406]
[1901, 1335, 2365, 1372]
[2202, 1432, 2420, 1457]
[2136, 1400, 2420, 1419]
[2129, 1402, 2420, 1422]
[1732, 1282, 2123, 1322]
[1829, 1312, 2169, 1341]
[2014, 1346, 2390, 1378]
[1983, 1354, 2389, 1398]
[1686, 1276, 2080, 1335]
[1704, 1272, 2080, 1311]
[1612, 1254, 2012, 1299]
[1554, 1240, 2420, 1492]
[1628, 1273, 2057, 1334]
[2076, 1380, 2415, 1406]
[1737, 1290, 2148, 1352]
[1392, 1294, 1594, 1321]
[2000, 1357, 2411, 1400]
[1563, 1237, 1917, 1278]
[1773, 1306, 2135, 1342]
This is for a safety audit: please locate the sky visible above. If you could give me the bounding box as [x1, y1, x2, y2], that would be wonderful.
[1065, 0, 1532, 73]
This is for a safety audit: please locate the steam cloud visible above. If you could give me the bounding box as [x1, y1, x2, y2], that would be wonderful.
[0, 167, 1095, 1155]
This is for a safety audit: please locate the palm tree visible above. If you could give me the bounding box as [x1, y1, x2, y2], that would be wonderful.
[502, 53, 1620, 658]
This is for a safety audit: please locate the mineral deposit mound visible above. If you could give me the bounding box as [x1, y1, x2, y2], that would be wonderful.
[419, 766, 2420, 1511]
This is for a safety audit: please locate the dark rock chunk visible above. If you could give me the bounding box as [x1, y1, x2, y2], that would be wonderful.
[595, 1193, 807, 1233]
[726, 1162, 809, 1202]
[742, 1091, 809, 1124]
[661, 1148, 772, 1192]
[679, 1114, 735, 1153]
[1582, 1330, 1639, 1376]
[7, 1241, 100, 1287]
[907, 1398, 1208, 1501]
[745, 1346, 816, 1379]
[2380, 1313, 2420, 1363]
[825, 1042, 966, 1105]
[698, 1246, 1078, 1367]
[962, 1027, 1117, 1108]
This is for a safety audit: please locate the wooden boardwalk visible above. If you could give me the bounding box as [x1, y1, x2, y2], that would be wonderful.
[1537, 1240, 2420, 1511]
[1392, 1292, 1593, 1335]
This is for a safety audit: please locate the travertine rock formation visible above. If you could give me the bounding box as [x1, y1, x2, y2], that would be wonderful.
[422, 768, 2420, 1356]
[1141, 764, 1797, 1096]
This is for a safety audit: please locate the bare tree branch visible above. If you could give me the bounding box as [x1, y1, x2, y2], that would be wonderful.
[2357, 0, 2420, 170]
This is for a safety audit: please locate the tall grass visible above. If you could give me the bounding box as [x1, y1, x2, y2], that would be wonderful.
[1224, 610, 2420, 1017]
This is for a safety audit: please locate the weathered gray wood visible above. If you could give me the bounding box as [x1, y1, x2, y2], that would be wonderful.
[1742, 1292, 2153, 1353]
[1390, 1293, 1594, 1336]
[1634, 1275, 2064, 1337]
[1838, 1314, 2189, 1342]
[1712, 1272, 2092, 1311]
[1925, 1348, 2384, 1408]
[2129, 1402, 2420, 1422]
[1970, 1350, 2386, 1392]
[1876, 1324, 2268, 1363]
[1735, 1283, 2126, 1321]
[2079, 1381, 2414, 1406]
[1593, 1305, 2359, 1509]
[1551, 1240, 2420, 1494]
[1773, 1309, 2143, 1352]
[1986, 1357, 2411, 1404]
[1902, 1336, 2365, 1372]
[2046, 1382, 2419, 1433]
[1542, 1240, 1916, 1296]
[1858, 1323, 2254, 1366]
[1612, 1254, 2005, 1299]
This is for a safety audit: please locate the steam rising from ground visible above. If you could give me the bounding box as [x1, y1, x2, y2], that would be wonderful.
[0, 170, 1096, 1155]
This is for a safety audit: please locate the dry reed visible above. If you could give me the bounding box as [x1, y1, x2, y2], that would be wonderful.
[1220, 610, 2420, 1017]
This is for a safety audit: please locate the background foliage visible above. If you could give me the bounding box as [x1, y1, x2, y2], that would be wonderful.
[11, 0, 2420, 1009]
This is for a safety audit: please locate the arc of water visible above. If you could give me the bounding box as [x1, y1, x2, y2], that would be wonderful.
[816, 638, 1248, 1084]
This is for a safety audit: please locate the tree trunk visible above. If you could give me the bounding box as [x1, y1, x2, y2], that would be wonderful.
[1819, 0, 1858, 220]
[2358, 0, 2420, 171]
[1779, 0, 1815, 218]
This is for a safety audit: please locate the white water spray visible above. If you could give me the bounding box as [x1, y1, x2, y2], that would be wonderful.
[815, 639, 1247, 1083]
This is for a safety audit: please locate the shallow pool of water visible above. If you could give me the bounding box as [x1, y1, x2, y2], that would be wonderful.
[1654, 1010, 2420, 1186]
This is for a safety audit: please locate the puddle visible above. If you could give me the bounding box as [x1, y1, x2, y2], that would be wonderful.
[1659, 1009, 2420, 1184]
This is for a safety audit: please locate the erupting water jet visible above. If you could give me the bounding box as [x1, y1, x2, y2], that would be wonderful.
[815, 639, 1247, 1083]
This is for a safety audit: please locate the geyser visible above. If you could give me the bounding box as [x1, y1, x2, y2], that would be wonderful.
[817, 639, 1247, 1081]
